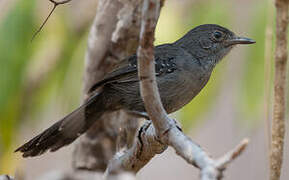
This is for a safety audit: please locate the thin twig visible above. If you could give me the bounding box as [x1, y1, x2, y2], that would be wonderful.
[31, 0, 72, 41]
[49, 0, 72, 5]
[215, 139, 249, 170]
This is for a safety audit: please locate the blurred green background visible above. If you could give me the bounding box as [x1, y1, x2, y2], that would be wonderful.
[0, 0, 283, 179]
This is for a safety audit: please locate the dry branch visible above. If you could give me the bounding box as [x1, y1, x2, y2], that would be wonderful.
[270, 0, 289, 179]
[105, 121, 167, 175]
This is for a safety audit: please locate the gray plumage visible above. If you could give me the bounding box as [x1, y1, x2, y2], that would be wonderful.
[15, 24, 255, 157]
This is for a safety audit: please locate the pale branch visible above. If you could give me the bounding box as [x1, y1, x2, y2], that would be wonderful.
[31, 0, 72, 41]
[0, 175, 14, 180]
[38, 170, 135, 180]
[105, 121, 167, 176]
[270, 0, 289, 179]
[164, 128, 249, 180]
[105, 118, 249, 179]
[137, 0, 170, 135]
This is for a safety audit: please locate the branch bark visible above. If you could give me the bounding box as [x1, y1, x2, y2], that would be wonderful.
[105, 121, 167, 175]
[270, 0, 289, 179]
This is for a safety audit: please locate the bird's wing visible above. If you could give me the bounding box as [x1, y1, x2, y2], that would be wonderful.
[88, 44, 179, 93]
[88, 56, 139, 93]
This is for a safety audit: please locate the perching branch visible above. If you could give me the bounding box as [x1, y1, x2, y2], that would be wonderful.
[106, 120, 249, 180]
[106, 0, 249, 180]
[270, 0, 289, 179]
[31, 0, 72, 41]
[105, 121, 167, 175]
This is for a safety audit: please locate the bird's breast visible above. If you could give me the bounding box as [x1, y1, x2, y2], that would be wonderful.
[159, 67, 211, 114]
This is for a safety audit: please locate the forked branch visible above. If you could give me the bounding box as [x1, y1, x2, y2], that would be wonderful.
[31, 0, 72, 41]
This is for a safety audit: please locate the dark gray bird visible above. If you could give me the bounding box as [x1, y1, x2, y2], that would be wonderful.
[15, 24, 255, 157]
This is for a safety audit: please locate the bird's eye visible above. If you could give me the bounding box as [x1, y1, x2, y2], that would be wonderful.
[213, 31, 223, 40]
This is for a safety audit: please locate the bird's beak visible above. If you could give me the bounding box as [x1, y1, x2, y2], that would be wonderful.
[226, 36, 256, 46]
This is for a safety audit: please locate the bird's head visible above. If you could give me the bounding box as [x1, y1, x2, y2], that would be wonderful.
[175, 24, 255, 65]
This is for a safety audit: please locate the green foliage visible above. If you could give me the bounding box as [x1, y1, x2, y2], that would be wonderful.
[0, 0, 36, 153]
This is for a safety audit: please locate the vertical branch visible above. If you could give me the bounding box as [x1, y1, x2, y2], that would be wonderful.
[73, 0, 143, 171]
[270, 0, 289, 179]
[73, 0, 122, 171]
[137, 0, 170, 136]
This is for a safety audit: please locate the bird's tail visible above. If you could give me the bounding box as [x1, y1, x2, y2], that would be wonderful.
[15, 92, 106, 157]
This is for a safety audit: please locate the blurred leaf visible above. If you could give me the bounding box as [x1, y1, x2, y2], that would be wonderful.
[0, 0, 37, 175]
[237, 2, 267, 126]
[0, 0, 36, 154]
[30, 24, 87, 117]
